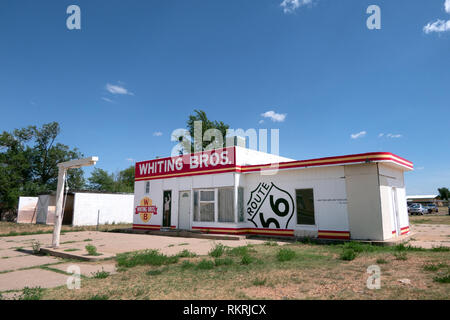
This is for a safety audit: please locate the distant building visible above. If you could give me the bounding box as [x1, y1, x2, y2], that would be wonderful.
[406, 195, 446, 207]
[17, 191, 134, 226]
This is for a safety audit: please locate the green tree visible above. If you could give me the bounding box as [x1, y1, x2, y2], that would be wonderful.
[87, 166, 134, 193]
[183, 109, 230, 153]
[88, 168, 115, 192]
[0, 122, 85, 220]
[438, 187, 450, 201]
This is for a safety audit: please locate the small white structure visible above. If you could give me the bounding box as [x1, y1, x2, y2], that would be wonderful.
[133, 146, 413, 241]
[17, 197, 39, 224]
[17, 192, 134, 226]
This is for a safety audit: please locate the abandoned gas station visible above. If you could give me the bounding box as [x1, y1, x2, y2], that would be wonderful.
[132, 146, 413, 241]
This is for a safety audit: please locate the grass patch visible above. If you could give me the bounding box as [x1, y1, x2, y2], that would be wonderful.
[181, 260, 195, 270]
[264, 240, 278, 246]
[19, 287, 44, 300]
[214, 257, 234, 266]
[277, 248, 296, 262]
[209, 243, 225, 258]
[146, 268, 166, 276]
[63, 248, 80, 252]
[376, 258, 388, 264]
[340, 249, 357, 261]
[176, 249, 197, 258]
[196, 259, 215, 270]
[241, 254, 254, 265]
[252, 278, 267, 286]
[92, 268, 110, 279]
[116, 250, 179, 268]
[423, 263, 448, 272]
[226, 245, 254, 257]
[393, 252, 408, 261]
[433, 273, 450, 283]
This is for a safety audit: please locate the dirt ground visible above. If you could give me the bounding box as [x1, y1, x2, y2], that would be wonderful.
[0, 218, 448, 300]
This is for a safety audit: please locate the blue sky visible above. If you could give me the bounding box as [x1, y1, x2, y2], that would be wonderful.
[0, 0, 449, 194]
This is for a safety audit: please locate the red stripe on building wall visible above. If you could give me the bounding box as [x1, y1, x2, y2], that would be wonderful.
[400, 226, 410, 235]
[317, 230, 351, 240]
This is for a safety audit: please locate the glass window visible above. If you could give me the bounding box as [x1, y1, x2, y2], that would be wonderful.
[218, 188, 234, 222]
[145, 181, 150, 194]
[296, 189, 315, 225]
[238, 187, 244, 222]
[193, 190, 199, 221]
[200, 203, 215, 222]
[194, 189, 215, 222]
[200, 190, 215, 202]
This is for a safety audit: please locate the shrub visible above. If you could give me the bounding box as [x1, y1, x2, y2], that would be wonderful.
[20, 287, 43, 300]
[277, 248, 296, 262]
[376, 258, 388, 264]
[209, 244, 225, 258]
[264, 241, 278, 246]
[214, 257, 234, 266]
[340, 249, 357, 261]
[196, 259, 215, 270]
[85, 245, 101, 256]
[31, 241, 41, 254]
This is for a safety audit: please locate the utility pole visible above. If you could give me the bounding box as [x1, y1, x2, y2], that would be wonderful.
[52, 156, 98, 248]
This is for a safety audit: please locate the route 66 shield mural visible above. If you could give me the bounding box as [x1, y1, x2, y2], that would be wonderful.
[247, 182, 294, 229]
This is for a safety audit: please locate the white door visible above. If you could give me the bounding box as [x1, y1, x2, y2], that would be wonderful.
[178, 191, 191, 230]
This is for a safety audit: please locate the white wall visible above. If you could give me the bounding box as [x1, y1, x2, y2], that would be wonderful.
[378, 163, 409, 238]
[244, 166, 348, 237]
[72, 193, 134, 226]
[133, 173, 235, 228]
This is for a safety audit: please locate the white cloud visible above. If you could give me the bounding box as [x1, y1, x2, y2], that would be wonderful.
[350, 131, 367, 139]
[378, 133, 384, 138]
[101, 97, 115, 103]
[153, 131, 163, 137]
[280, 0, 313, 14]
[258, 119, 264, 124]
[105, 83, 134, 95]
[126, 158, 135, 163]
[386, 133, 402, 138]
[261, 110, 287, 122]
[424, 19, 450, 33]
[424, 1, 450, 34]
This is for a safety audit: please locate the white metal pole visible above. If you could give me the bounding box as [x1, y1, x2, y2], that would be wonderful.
[52, 166, 67, 248]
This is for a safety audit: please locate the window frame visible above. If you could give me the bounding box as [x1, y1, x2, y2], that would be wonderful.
[194, 189, 216, 222]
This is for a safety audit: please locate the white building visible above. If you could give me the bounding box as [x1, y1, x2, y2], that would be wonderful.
[133, 146, 413, 241]
[17, 191, 134, 226]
